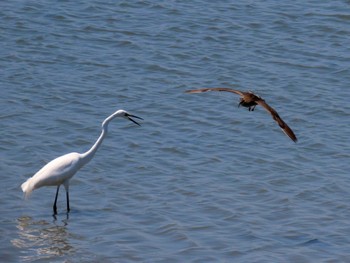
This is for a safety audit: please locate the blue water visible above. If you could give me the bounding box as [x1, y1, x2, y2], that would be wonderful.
[1, 1, 350, 262]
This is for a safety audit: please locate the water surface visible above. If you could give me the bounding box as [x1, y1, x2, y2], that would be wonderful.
[1, 1, 350, 262]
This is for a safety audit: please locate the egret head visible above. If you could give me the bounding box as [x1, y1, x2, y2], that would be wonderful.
[114, 109, 143, 126]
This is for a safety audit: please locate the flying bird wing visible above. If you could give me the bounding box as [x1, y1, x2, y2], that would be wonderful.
[256, 99, 298, 142]
[185, 88, 245, 97]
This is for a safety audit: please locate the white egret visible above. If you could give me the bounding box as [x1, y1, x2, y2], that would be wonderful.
[21, 109, 143, 215]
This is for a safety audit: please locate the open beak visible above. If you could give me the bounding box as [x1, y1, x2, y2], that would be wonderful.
[126, 113, 143, 126]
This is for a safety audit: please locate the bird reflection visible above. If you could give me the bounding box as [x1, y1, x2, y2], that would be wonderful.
[12, 216, 74, 261]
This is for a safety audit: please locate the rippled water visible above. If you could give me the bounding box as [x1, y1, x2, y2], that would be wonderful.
[1, 1, 350, 262]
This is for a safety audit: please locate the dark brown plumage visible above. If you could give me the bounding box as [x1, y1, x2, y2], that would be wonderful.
[185, 87, 297, 142]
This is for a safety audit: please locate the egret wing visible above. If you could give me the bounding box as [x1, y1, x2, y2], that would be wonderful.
[32, 153, 81, 188]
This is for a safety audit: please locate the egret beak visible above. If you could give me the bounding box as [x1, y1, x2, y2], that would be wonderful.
[126, 114, 143, 126]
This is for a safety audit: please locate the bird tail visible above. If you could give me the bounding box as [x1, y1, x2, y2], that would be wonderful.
[21, 178, 34, 199]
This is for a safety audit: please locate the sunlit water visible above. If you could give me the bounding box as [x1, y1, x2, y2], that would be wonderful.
[1, 1, 350, 262]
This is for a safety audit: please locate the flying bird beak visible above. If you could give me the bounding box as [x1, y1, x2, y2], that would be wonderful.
[126, 114, 143, 126]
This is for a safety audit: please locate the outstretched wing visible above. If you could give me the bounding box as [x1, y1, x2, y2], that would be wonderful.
[185, 88, 245, 97]
[256, 100, 298, 142]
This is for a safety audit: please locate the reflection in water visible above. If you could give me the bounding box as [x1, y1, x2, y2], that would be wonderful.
[12, 215, 75, 261]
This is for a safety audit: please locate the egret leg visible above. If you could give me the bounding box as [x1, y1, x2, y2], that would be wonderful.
[53, 185, 60, 215]
[63, 182, 70, 213]
[66, 190, 70, 213]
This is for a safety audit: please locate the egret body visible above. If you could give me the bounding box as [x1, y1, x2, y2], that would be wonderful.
[21, 109, 142, 215]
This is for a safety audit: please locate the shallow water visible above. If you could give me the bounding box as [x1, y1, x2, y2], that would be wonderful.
[1, 1, 350, 262]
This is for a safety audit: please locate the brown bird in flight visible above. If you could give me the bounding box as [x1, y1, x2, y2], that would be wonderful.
[185, 87, 297, 142]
